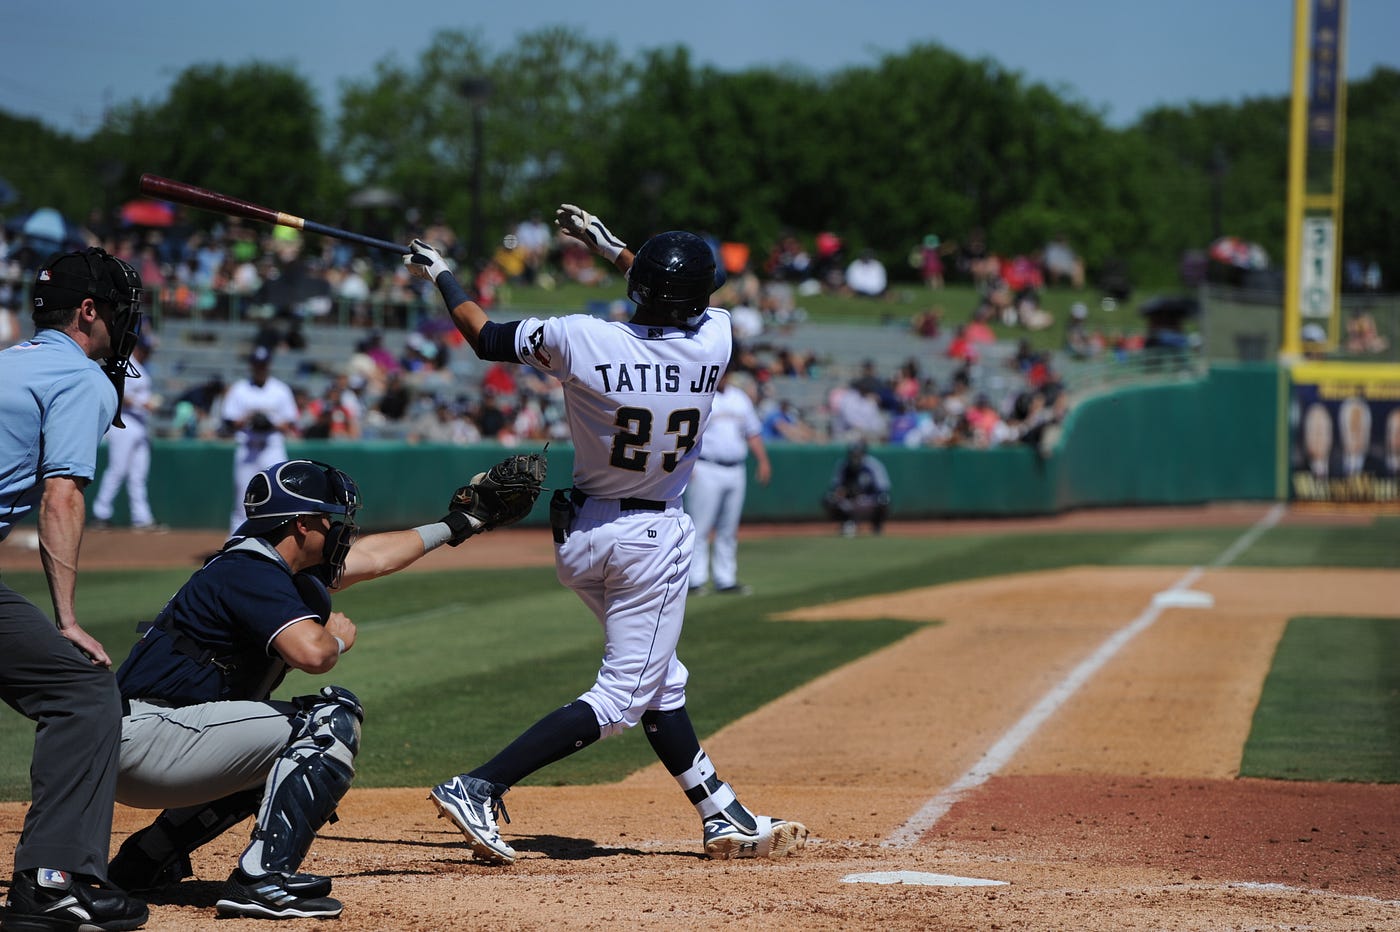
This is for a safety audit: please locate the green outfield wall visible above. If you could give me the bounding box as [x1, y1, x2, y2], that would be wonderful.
[99, 363, 1280, 530]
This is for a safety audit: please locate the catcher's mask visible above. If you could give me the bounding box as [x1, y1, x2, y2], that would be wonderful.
[236, 460, 361, 586]
[626, 230, 716, 327]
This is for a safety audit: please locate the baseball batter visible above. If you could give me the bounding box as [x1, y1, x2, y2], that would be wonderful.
[92, 335, 160, 530]
[107, 457, 513, 920]
[221, 345, 299, 535]
[407, 205, 807, 864]
[685, 367, 771, 595]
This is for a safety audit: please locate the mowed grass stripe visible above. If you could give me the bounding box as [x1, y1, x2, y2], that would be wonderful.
[1241, 616, 1400, 783]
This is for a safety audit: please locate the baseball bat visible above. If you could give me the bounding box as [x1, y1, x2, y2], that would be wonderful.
[138, 173, 409, 254]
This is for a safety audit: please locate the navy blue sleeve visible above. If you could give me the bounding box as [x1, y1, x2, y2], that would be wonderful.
[477, 320, 523, 362]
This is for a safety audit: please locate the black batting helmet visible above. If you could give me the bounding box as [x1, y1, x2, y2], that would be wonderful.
[626, 231, 716, 326]
[237, 460, 361, 586]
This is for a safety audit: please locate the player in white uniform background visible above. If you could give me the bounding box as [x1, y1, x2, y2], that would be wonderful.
[684, 367, 770, 595]
[92, 334, 163, 530]
[405, 204, 807, 864]
[221, 345, 300, 534]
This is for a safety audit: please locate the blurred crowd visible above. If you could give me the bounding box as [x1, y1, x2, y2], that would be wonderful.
[1, 205, 1090, 452]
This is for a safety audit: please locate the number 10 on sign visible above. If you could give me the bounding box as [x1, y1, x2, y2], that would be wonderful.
[1300, 216, 1336, 320]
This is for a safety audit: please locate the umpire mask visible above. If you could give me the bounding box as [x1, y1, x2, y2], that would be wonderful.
[33, 248, 145, 426]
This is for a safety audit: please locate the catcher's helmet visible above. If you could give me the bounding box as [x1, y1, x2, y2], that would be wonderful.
[236, 460, 361, 585]
[626, 230, 716, 326]
[33, 247, 144, 368]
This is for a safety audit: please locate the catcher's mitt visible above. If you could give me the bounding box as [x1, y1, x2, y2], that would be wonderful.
[443, 452, 547, 545]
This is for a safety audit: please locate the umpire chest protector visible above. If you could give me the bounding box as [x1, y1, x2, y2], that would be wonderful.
[116, 538, 333, 706]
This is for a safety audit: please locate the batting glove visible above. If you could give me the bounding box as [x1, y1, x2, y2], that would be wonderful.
[404, 239, 451, 283]
[555, 204, 625, 262]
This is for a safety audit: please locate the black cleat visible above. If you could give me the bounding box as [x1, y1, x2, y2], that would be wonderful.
[2, 868, 148, 932]
[214, 868, 342, 920]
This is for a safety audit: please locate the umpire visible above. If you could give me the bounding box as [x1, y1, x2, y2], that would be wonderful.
[0, 249, 149, 931]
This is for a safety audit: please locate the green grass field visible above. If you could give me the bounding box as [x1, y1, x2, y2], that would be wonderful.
[1, 520, 1396, 799]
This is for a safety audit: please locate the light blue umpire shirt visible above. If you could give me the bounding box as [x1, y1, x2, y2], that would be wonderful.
[0, 329, 118, 540]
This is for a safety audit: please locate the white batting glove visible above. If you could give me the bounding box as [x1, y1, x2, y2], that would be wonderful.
[404, 239, 451, 283]
[555, 204, 625, 262]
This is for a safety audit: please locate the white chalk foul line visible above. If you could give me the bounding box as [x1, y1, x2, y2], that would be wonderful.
[883, 503, 1286, 848]
[842, 871, 1007, 887]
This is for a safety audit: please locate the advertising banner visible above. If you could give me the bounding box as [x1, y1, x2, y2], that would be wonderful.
[1290, 362, 1400, 502]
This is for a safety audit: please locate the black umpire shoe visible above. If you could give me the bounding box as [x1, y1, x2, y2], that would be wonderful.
[1, 868, 148, 932]
[214, 868, 343, 920]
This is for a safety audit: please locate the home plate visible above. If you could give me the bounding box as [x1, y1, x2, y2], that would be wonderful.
[841, 871, 1007, 887]
[1152, 589, 1214, 609]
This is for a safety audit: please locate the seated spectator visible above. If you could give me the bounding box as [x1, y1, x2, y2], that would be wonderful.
[408, 396, 481, 445]
[1042, 234, 1085, 288]
[169, 376, 227, 440]
[813, 231, 845, 289]
[830, 385, 887, 444]
[1065, 302, 1103, 359]
[946, 324, 980, 364]
[761, 399, 821, 443]
[851, 358, 898, 412]
[302, 381, 362, 440]
[558, 232, 607, 285]
[1345, 309, 1389, 354]
[964, 393, 1013, 446]
[765, 233, 811, 282]
[957, 227, 998, 286]
[773, 346, 813, 378]
[482, 360, 518, 397]
[492, 234, 528, 282]
[731, 300, 765, 342]
[964, 304, 997, 344]
[844, 249, 888, 298]
[911, 306, 942, 338]
[375, 370, 413, 422]
[892, 359, 923, 406]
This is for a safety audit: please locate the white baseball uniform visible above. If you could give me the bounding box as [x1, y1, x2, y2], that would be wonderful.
[684, 381, 762, 591]
[513, 308, 732, 737]
[220, 375, 299, 534]
[93, 354, 156, 527]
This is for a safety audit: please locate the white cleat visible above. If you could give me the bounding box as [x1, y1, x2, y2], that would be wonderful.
[429, 774, 517, 864]
[703, 814, 809, 860]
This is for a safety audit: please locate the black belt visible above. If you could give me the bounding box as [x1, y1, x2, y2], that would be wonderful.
[700, 456, 746, 467]
[569, 489, 667, 511]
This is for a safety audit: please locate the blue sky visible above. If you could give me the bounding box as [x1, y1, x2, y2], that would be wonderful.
[3, 0, 1397, 136]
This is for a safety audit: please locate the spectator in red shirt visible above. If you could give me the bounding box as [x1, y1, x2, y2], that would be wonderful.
[946, 323, 980, 364]
[482, 361, 517, 397]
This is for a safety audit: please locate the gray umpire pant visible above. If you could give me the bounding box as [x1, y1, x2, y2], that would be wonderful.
[0, 580, 123, 880]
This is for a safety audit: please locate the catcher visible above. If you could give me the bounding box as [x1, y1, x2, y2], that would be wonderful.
[106, 454, 543, 921]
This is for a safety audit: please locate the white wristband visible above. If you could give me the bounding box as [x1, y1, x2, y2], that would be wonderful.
[415, 521, 454, 552]
[333, 636, 346, 655]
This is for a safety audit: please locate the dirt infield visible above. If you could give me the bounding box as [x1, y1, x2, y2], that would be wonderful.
[2, 504, 1398, 930]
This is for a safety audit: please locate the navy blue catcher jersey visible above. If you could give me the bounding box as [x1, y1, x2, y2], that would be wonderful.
[117, 541, 328, 706]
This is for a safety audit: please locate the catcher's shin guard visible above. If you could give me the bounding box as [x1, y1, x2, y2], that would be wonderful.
[239, 690, 361, 877]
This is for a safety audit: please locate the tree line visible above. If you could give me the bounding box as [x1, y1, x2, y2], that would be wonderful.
[2, 28, 1396, 290]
